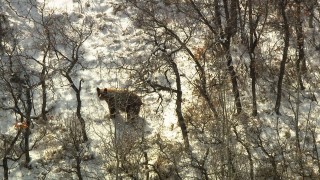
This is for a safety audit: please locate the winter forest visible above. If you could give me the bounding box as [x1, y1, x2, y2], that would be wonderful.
[1, 0, 320, 179]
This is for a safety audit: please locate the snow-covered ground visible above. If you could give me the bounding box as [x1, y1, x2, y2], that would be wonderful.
[1, 0, 320, 179]
[0, 0, 183, 179]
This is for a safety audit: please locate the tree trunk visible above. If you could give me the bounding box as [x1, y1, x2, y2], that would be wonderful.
[76, 154, 83, 180]
[64, 74, 88, 142]
[222, 0, 242, 114]
[2, 130, 22, 179]
[294, 0, 304, 173]
[41, 75, 48, 121]
[24, 87, 32, 167]
[169, 57, 190, 150]
[3, 157, 8, 180]
[41, 51, 48, 121]
[295, 1, 305, 90]
[248, 0, 258, 116]
[75, 83, 88, 142]
[225, 45, 242, 114]
[275, 0, 290, 115]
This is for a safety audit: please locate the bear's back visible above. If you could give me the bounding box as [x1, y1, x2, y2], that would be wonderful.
[106, 89, 142, 106]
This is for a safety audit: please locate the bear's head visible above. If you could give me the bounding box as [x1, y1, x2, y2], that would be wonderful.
[97, 87, 108, 99]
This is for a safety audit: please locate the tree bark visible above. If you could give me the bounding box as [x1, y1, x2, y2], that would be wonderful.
[41, 48, 49, 121]
[3, 157, 8, 180]
[75, 149, 83, 180]
[2, 130, 22, 179]
[295, 0, 305, 90]
[168, 56, 190, 150]
[275, 0, 290, 115]
[248, 0, 258, 116]
[222, 0, 242, 114]
[64, 74, 88, 142]
[24, 86, 32, 167]
[294, 0, 304, 173]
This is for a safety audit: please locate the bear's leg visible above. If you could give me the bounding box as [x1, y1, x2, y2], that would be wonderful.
[126, 106, 140, 122]
[126, 108, 133, 122]
[109, 106, 117, 119]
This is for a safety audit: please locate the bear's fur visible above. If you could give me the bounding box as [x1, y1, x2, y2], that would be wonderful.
[97, 87, 142, 121]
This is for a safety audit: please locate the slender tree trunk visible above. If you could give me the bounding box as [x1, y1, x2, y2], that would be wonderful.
[64, 74, 88, 142]
[234, 127, 254, 180]
[3, 157, 8, 180]
[225, 44, 242, 114]
[295, 1, 305, 90]
[275, 0, 290, 115]
[75, 81, 88, 142]
[214, 0, 223, 34]
[71, 128, 83, 180]
[24, 87, 32, 167]
[161, 1, 221, 120]
[250, 57, 257, 115]
[168, 57, 190, 150]
[311, 129, 320, 174]
[41, 74, 47, 121]
[114, 123, 120, 180]
[222, 0, 242, 114]
[248, 0, 258, 116]
[295, 71, 303, 174]
[294, 1, 304, 172]
[75, 151, 83, 180]
[41, 50, 48, 121]
[2, 130, 22, 179]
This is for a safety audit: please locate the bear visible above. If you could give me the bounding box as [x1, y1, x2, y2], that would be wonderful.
[97, 87, 142, 121]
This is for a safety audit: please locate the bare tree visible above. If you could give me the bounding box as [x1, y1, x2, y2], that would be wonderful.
[246, 0, 267, 116]
[275, 0, 290, 115]
[305, 0, 317, 28]
[124, 0, 193, 149]
[221, 0, 242, 114]
[45, 13, 94, 142]
[59, 116, 87, 180]
[294, 0, 306, 90]
[0, 130, 23, 180]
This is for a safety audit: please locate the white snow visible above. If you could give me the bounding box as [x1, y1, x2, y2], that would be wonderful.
[1, 0, 320, 179]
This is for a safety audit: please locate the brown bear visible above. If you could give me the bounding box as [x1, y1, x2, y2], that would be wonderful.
[97, 87, 142, 121]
